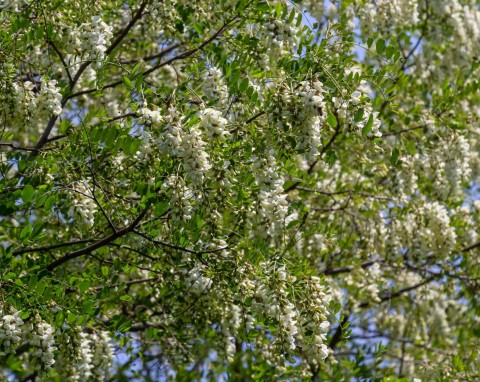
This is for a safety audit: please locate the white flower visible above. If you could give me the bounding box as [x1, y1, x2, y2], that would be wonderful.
[39, 79, 62, 116]
[351, 91, 362, 105]
[67, 179, 97, 228]
[79, 16, 113, 60]
[199, 108, 229, 140]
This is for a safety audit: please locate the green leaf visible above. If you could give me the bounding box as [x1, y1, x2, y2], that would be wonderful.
[385, 45, 395, 60]
[275, 1, 282, 17]
[327, 113, 337, 128]
[405, 140, 416, 155]
[28, 275, 38, 292]
[230, 70, 241, 85]
[453, 354, 465, 372]
[239, 78, 249, 92]
[120, 295, 133, 301]
[390, 148, 400, 166]
[101, 266, 109, 277]
[362, 114, 374, 136]
[82, 300, 95, 315]
[36, 280, 46, 298]
[59, 119, 71, 134]
[31, 222, 45, 238]
[21, 185, 34, 203]
[67, 312, 77, 323]
[117, 319, 132, 332]
[4, 272, 16, 281]
[354, 108, 364, 123]
[385, 85, 396, 95]
[79, 280, 91, 293]
[287, 8, 296, 24]
[20, 225, 32, 240]
[122, 76, 133, 89]
[376, 38, 385, 54]
[55, 311, 65, 328]
[131, 62, 142, 76]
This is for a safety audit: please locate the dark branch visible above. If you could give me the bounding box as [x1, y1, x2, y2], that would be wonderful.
[47, 40, 73, 84]
[46, 206, 150, 270]
[358, 276, 436, 308]
[30, 1, 148, 155]
[13, 239, 96, 255]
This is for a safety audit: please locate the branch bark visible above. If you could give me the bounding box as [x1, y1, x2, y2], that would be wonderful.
[46, 205, 149, 270]
[30, 1, 148, 155]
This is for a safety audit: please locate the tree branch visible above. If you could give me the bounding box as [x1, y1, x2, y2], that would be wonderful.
[329, 314, 349, 350]
[30, 1, 148, 155]
[13, 239, 96, 255]
[47, 40, 73, 84]
[358, 276, 436, 308]
[142, 16, 240, 78]
[46, 205, 150, 270]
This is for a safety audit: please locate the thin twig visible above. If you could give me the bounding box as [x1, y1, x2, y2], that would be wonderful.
[46, 205, 150, 270]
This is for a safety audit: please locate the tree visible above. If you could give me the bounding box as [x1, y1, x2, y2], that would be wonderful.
[1, 0, 480, 380]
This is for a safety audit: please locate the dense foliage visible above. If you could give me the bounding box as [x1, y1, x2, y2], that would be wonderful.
[1, 0, 480, 380]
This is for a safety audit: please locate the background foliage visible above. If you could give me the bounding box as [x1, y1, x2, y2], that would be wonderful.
[1, 0, 480, 380]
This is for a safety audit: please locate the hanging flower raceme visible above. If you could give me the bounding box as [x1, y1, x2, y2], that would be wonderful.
[67, 179, 97, 228]
[0, 308, 24, 354]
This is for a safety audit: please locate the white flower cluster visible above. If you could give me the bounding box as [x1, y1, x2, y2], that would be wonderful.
[251, 151, 291, 237]
[202, 67, 229, 106]
[162, 175, 195, 221]
[186, 262, 212, 294]
[345, 263, 384, 305]
[258, 3, 300, 57]
[301, 0, 324, 24]
[415, 133, 471, 199]
[265, 17, 299, 54]
[76, 332, 95, 379]
[332, 92, 382, 137]
[270, 79, 326, 159]
[419, 202, 457, 254]
[258, 264, 298, 351]
[0, 309, 23, 353]
[452, 205, 478, 248]
[297, 80, 326, 158]
[138, 105, 164, 126]
[373, 270, 468, 379]
[56, 329, 114, 381]
[298, 276, 331, 364]
[157, 107, 212, 185]
[257, 183, 289, 237]
[355, 0, 480, 83]
[37, 79, 63, 116]
[391, 201, 457, 258]
[220, 304, 242, 362]
[0, 308, 60, 373]
[7, 78, 62, 143]
[78, 16, 113, 60]
[133, 131, 154, 160]
[68, 180, 97, 228]
[358, 0, 419, 31]
[0, 0, 26, 12]
[391, 157, 419, 201]
[91, 331, 114, 380]
[30, 320, 57, 372]
[423, 0, 480, 78]
[199, 108, 229, 140]
[12, 81, 37, 120]
[150, 0, 179, 34]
